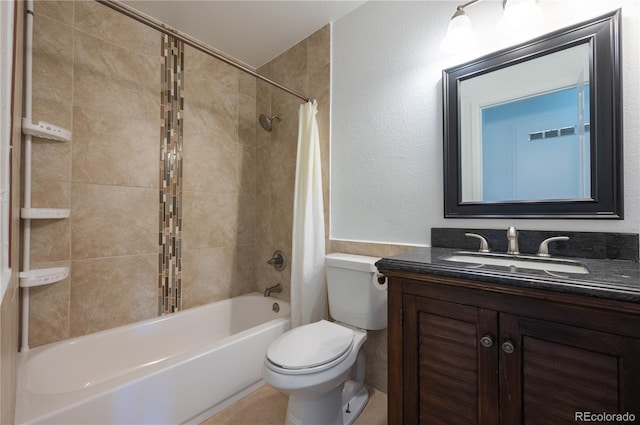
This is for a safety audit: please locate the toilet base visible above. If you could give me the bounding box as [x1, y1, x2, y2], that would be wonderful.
[284, 380, 369, 425]
[341, 380, 369, 425]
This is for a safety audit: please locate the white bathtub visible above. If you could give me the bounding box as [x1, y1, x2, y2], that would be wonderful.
[15, 293, 290, 425]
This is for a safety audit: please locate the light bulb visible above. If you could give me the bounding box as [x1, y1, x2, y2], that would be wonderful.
[441, 13, 478, 53]
[497, 0, 543, 35]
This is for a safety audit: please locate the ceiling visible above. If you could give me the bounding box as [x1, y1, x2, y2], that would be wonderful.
[122, 1, 367, 69]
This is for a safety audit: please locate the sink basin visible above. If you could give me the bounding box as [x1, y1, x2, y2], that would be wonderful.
[443, 252, 589, 275]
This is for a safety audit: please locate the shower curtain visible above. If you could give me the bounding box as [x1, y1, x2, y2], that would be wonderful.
[290, 101, 326, 328]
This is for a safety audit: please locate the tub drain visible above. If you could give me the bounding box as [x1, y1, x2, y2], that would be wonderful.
[272, 303, 280, 313]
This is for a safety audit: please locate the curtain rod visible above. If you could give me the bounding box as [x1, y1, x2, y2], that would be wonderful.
[95, 0, 313, 103]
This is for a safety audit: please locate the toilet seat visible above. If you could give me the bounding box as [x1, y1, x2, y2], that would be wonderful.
[266, 320, 354, 375]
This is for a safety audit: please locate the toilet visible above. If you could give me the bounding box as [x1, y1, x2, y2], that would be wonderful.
[262, 253, 387, 425]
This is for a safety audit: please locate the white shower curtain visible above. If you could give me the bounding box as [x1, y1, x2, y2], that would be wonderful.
[290, 101, 326, 328]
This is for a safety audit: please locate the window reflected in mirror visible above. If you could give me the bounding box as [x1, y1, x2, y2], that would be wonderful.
[459, 43, 591, 203]
[480, 84, 591, 202]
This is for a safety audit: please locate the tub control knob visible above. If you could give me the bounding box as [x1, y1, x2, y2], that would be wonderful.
[267, 250, 286, 271]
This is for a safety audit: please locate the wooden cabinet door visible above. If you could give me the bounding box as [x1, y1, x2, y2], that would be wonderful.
[404, 295, 499, 425]
[499, 314, 640, 425]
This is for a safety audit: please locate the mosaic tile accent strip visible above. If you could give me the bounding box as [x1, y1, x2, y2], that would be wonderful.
[159, 34, 184, 314]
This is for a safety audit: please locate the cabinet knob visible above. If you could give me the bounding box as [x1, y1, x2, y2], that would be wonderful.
[480, 335, 493, 348]
[501, 341, 515, 354]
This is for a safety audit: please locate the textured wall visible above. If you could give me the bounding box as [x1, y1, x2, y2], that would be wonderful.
[330, 0, 640, 394]
[331, 0, 640, 245]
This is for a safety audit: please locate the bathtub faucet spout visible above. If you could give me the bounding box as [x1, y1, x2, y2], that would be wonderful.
[264, 283, 283, 297]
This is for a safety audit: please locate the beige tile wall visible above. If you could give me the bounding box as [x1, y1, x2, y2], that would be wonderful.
[28, 1, 74, 347]
[180, 45, 258, 309]
[28, 1, 159, 347]
[255, 25, 331, 302]
[28, 1, 259, 346]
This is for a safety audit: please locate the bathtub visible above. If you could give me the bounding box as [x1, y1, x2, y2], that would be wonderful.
[15, 293, 290, 425]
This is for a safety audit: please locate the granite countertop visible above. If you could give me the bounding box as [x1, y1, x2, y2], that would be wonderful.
[376, 247, 640, 303]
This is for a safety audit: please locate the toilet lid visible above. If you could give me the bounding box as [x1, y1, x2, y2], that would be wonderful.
[266, 320, 354, 370]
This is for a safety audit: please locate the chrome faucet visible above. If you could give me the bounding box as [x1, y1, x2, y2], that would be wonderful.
[507, 226, 520, 255]
[264, 283, 283, 297]
[537, 236, 570, 257]
[465, 233, 490, 252]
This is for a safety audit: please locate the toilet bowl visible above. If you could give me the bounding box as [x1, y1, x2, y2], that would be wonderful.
[262, 253, 387, 425]
[262, 320, 368, 425]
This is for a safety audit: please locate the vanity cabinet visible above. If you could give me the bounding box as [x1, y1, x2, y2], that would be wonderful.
[385, 272, 640, 425]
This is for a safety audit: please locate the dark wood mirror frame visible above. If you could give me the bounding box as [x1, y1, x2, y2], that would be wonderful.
[443, 9, 622, 219]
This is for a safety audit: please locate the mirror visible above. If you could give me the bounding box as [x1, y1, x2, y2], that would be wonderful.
[443, 10, 622, 219]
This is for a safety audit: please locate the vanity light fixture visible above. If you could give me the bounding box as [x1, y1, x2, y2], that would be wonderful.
[497, 0, 543, 35]
[441, 0, 543, 52]
[441, 0, 480, 53]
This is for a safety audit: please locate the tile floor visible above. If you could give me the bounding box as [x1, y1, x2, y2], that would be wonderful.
[200, 384, 387, 425]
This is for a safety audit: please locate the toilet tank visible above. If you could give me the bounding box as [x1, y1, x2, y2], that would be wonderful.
[325, 253, 387, 330]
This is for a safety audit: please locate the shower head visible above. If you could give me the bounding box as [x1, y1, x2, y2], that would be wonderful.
[259, 114, 281, 132]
